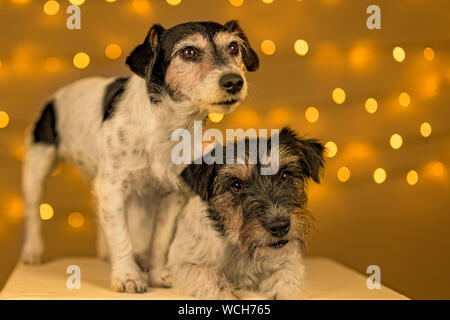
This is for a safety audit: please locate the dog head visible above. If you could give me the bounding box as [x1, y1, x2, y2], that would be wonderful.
[126, 21, 259, 113]
[181, 128, 325, 257]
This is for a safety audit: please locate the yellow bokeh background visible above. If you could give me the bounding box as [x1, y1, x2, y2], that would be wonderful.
[0, 0, 449, 299]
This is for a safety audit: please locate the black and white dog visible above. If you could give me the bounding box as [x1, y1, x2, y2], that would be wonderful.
[168, 128, 325, 299]
[20, 21, 259, 293]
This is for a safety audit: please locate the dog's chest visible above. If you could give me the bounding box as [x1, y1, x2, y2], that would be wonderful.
[222, 246, 275, 290]
[122, 147, 184, 195]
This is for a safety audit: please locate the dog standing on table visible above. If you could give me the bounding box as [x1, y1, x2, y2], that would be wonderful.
[168, 128, 325, 299]
[20, 21, 259, 293]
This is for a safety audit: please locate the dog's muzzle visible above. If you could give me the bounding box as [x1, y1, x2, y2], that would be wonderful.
[266, 218, 290, 238]
[219, 73, 244, 95]
[270, 240, 289, 249]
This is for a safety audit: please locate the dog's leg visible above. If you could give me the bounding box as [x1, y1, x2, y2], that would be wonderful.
[127, 192, 155, 273]
[258, 257, 305, 300]
[172, 264, 237, 299]
[21, 142, 57, 264]
[94, 174, 147, 293]
[96, 219, 109, 260]
[147, 191, 187, 288]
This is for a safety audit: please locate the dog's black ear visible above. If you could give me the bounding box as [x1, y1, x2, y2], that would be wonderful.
[181, 163, 216, 201]
[224, 20, 259, 72]
[126, 24, 165, 78]
[279, 127, 325, 183]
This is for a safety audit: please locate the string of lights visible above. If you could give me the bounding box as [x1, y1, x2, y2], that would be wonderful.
[0, 0, 448, 231]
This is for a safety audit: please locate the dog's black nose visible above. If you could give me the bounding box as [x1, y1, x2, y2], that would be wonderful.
[220, 73, 244, 94]
[268, 220, 290, 238]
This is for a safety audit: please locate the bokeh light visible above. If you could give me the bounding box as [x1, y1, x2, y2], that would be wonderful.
[0, 111, 10, 129]
[44, 57, 61, 73]
[424, 47, 435, 61]
[425, 161, 445, 178]
[261, 40, 276, 55]
[420, 122, 432, 138]
[229, 0, 244, 7]
[349, 43, 373, 71]
[166, 0, 182, 5]
[69, 0, 86, 5]
[43, 1, 60, 16]
[420, 73, 439, 99]
[268, 107, 291, 126]
[208, 112, 224, 123]
[365, 98, 378, 114]
[73, 52, 90, 69]
[294, 40, 309, 56]
[105, 44, 122, 60]
[10, 0, 31, 4]
[342, 142, 374, 162]
[131, 0, 150, 13]
[5, 194, 23, 223]
[262, 0, 274, 3]
[373, 168, 387, 184]
[406, 170, 419, 186]
[325, 141, 338, 158]
[68, 212, 85, 228]
[10, 45, 34, 74]
[305, 106, 319, 123]
[337, 166, 350, 182]
[398, 92, 411, 107]
[393, 46, 406, 62]
[39, 203, 54, 221]
[332, 88, 346, 104]
[229, 108, 262, 128]
[390, 133, 403, 149]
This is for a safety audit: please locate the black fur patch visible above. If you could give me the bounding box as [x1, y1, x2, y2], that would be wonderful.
[102, 77, 128, 121]
[279, 127, 325, 183]
[33, 100, 58, 146]
[207, 208, 226, 235]
[181, 162, 227, 234]
[180, 162, 217, 201]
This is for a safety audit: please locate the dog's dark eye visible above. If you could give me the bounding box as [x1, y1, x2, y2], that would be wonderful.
[181, 47, 197, 59]
[231, 180, 243, 193]
[280, 172, 291, 183]
[228, 42, 239, 56]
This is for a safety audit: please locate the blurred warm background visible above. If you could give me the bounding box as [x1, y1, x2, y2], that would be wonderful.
[0, 0, 449, 299]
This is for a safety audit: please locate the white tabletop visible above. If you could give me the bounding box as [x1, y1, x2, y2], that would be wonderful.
[0, 257, 408, 300]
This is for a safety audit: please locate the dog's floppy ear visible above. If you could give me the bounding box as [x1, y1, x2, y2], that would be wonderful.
[224, 20, 259, 72]
[126, 24, 165, 78]
[181, 163, 216, 201]
[279, 127, 325, 183]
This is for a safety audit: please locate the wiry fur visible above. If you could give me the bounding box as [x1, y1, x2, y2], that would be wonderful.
[168, 128, 325, 299]
[20, 20, 259, 293]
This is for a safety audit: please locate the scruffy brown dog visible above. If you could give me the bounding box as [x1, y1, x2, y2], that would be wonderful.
[167, 128, 325, 299]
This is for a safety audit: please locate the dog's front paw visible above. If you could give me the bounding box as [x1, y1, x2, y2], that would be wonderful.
[21, 238, 44, 265]
[260, 278, 303, 300]
[217, 289, 239, 300]
[111, 271, 148, 293]
[262, 288, 303, 300]
[148, 266, 172, 288]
